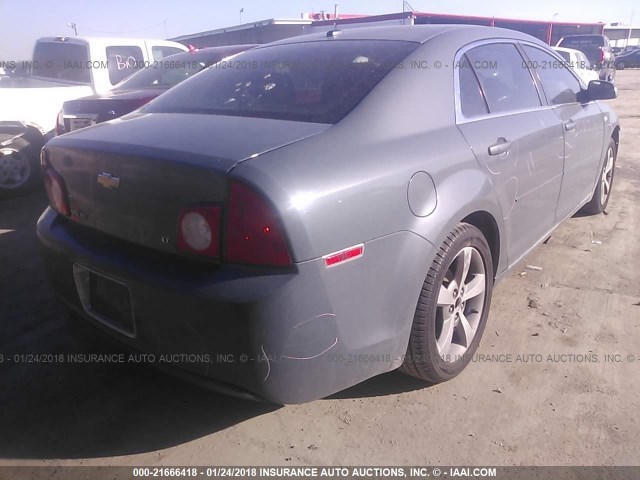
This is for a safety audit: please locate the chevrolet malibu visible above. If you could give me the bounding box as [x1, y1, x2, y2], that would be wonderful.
[38, 25, 619, 404]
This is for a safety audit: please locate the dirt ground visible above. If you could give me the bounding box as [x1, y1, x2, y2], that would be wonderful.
[0, 70, 639, 468]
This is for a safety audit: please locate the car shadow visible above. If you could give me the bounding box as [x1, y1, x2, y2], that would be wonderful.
[326, 371, 431, 400]
[0, 191, 428, 460]
[0, 192, 279, 459]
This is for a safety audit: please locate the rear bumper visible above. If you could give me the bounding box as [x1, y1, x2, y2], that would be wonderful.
[37, 207, 433, 403]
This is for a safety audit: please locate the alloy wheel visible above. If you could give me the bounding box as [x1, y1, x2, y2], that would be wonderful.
[435, 246, 487, 362]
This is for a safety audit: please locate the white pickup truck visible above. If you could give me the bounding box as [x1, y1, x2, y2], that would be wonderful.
[0, 36, 187, 196]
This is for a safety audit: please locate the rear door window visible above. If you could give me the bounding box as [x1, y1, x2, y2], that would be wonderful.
[106, 46, 144, 85]
[458, 54, 489, 118]
[465, 43, 541, 114]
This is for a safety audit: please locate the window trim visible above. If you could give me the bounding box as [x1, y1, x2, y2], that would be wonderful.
[454, 39, 547, 125]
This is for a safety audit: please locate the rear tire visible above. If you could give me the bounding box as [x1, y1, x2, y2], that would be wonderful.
[582, 138, 616, 215]
[0, 136, 40, 198]
[400, 223, 494, 383]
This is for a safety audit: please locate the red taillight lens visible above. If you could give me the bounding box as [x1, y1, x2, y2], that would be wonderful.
[225, 181, 292, 267]
[55, 111, 65, 136]
[176, 206, 222, 259]
[599, 48, 605, 63]
[43, 169, 71, 217]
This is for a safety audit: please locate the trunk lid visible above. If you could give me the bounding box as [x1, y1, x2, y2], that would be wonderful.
[44, 112, 329, 255]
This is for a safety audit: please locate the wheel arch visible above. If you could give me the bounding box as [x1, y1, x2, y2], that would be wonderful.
[612, 126, 620, 153]
[461, 210, 500, 278]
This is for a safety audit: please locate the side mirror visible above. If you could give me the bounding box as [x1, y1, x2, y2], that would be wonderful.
[586, 80, 617, 100]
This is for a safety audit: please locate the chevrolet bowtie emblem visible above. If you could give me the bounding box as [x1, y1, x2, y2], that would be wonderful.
[97, 172, 120, 189]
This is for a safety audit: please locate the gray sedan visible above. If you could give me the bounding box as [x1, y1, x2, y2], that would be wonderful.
[38, 25, 619, 404]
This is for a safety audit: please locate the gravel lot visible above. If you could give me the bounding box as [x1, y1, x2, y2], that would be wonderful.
[1, 70, 639, 468]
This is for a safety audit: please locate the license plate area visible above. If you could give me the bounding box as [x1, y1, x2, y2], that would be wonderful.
[69, 117, 96, 132]
[73, 264, 135, 337]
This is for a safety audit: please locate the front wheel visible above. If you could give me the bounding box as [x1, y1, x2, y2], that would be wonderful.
[582, 138, 616, 215]
[400, 223, 494, 383]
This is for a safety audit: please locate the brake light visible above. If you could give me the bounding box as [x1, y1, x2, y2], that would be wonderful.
[55, 111, 65, 136]
[176, 206, 222, 259]
[225, 181, 292, 267]
[600, 47, 605, 64]
[41, 150, 71, 217]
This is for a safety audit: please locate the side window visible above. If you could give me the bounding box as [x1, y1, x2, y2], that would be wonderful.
[523, 46, 582, 105]
[465, 43, 541, 114]
[152, 46, 185, 60]
[458, 54, 489, 118]
[106, 46, 144, 85]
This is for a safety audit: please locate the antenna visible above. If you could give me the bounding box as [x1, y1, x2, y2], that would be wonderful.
[67, 22, 78, 36]
[402, 1, 415, 13]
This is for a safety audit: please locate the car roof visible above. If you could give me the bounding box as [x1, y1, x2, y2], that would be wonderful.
[257, 24, 548, 47]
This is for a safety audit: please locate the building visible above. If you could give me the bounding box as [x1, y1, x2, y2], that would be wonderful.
[170, 11, 605, 48]
[604, 25, 640, 48]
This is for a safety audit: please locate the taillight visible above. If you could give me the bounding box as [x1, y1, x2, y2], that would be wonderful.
[41, 150, 71, 216]
[225, 181, 292, 267]
[599, 47, 605, 64]
[176, 206, 222, 259]
[55, 111, 65, 136]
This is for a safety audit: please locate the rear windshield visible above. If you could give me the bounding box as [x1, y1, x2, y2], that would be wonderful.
[115, 58, 209, 90]
[115, 50, 245, 91]
[32, 42, 90, 83]
[143, 40, 418, 124]
[558, 36, 606, 48]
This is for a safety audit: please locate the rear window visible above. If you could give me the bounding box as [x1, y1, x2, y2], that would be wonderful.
[32, 42, 90, 83]
[558, 36, 606, 48]
[143, 40, 418, 124]
[115, 57, 208, 90]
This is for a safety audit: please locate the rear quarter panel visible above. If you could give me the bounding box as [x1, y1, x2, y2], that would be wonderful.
[232, 35, 508, 274]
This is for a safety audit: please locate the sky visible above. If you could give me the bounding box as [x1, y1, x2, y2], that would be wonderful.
[0, 0, 636, 59]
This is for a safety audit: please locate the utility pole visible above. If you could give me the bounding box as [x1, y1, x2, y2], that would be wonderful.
[67, 22, 78, 36]
[240, 8, 244, 24]
[626, 10, 635, 49]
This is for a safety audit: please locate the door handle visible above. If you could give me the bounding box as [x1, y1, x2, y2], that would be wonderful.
[564, 120, 576, 132]
[488, 137, 511, 156]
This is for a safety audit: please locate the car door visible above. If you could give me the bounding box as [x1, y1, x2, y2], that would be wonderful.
[455, 42, 565, 265]
[522, 44, 605, 220]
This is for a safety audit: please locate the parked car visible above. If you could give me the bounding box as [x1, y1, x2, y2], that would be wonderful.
[38, 25, 619, 404]
[615, 49, 640, 69]
[57, 45, 256, 135]
[552, 47, 599, 85]
[0, 36, 187, 196]
[556, 34, 615, 82]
